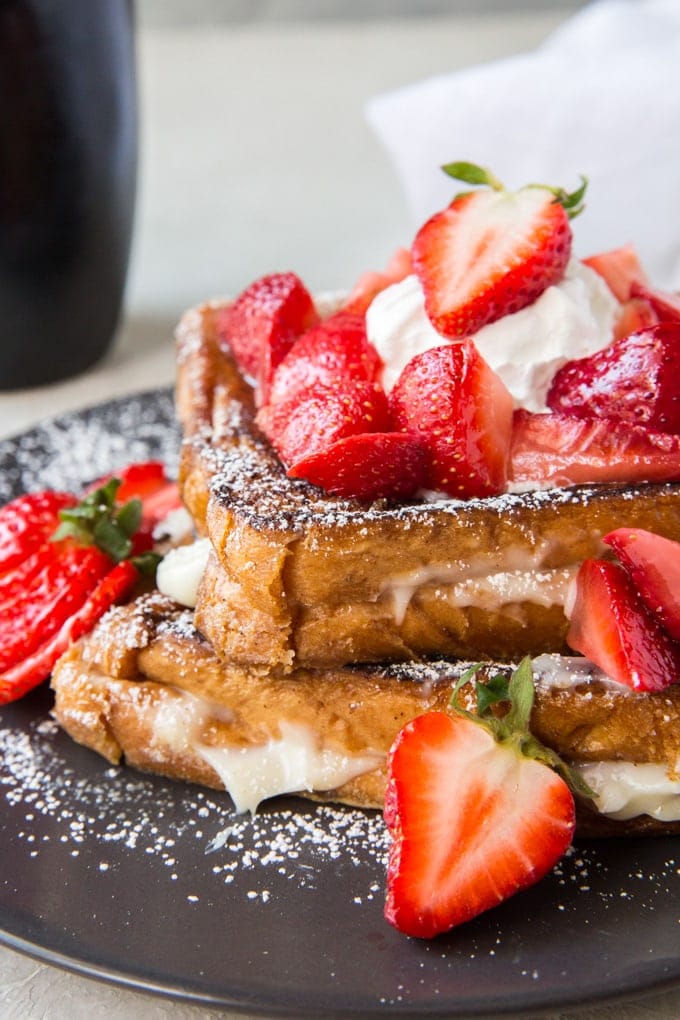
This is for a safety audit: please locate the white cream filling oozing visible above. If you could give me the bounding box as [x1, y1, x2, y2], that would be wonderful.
[148, 661, 680, 822]
[366, 259, 618, 411]
[150, 691, 382, 814]
[156, 537, 211, 608]
[574, 761, 680, 822]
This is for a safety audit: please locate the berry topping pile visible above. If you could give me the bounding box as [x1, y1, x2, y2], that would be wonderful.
[222, 161, 680, 501]
[0, 461, 180, 705]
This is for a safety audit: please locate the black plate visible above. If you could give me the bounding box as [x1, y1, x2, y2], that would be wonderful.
[2, 389, 680, 1018]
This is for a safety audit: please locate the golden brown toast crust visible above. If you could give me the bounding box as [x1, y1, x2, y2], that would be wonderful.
[51, 593, 680, 837]
[176, 301, 680, 672]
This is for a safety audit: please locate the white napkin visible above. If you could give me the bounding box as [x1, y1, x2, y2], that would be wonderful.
[366, 0, 680, 288]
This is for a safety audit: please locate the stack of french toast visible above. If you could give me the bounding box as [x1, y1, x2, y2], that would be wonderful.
[52, 164, 680, 839]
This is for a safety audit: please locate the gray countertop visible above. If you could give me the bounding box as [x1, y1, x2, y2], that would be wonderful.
[2, 8, 680, 1019]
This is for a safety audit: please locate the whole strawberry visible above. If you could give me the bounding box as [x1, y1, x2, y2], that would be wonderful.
[412, 161, 586, 339]
[384, 659, 589, 938]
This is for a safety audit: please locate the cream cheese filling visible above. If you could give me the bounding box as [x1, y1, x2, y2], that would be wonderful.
[574, 760, 680, 822]
[386, 562, 578, 625]
[149, 690, 382, 814]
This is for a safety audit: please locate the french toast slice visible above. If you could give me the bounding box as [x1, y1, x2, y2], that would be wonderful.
[51, 592, 680, 838]
[176, 301, 680, 673]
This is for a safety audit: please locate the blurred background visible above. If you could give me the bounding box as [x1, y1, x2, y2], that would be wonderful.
[125, 1, 585, 337]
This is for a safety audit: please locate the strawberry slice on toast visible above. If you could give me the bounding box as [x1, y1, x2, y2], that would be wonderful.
[510, 410, 680, 489]
[412, 161, 585, 339]
[389, 339, 514, 498]
[603, 527, 680, 641]
[217, 271, 319, 402]
[287, 431, 427, 501]
[546, 322, 680, 433]
[566, 557, 680, 692]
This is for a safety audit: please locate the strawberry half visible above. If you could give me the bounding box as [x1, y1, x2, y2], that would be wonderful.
[603, 527, 680, 641]
[412, 161, 585, 339]
[384, 659, 581, 938]
[217, 272, 319, 401]
[389, 340, 514, 498]
[510, 409, 680, 488]
[546, 322, 680, 433]
[287, 431, 427, 501]
[566, 558, 680, 692]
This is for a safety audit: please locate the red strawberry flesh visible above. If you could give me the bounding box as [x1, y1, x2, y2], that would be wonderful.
[603, 527, 680, 641]
[546, 323, 680, 433]
[566, 558, 680, 692]
[217, 272, 319, 398]
[582, 244, 647, 302]
[510, 410, 680, 488]
[287, 431, 427, 500]
[261, 380, 390, 466]
[384, 711, 574, 938]
[389, 340, 514, 498]
[412, 187, 572, 339]
[267, 311, 382, 408]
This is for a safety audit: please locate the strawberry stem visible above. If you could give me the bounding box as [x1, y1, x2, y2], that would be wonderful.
[440, 160, 588, 219]
[51, 477, 161, 575]
[451, 658, 595, 801]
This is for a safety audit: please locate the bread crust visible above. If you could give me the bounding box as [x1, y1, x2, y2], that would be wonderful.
[51, 593, 680, 837]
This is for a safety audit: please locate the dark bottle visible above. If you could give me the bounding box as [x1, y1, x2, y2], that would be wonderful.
[0, 0, 136, 389]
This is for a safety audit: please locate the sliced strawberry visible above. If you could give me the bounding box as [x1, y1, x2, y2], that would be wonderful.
[603, 527, 680, 641]
[0, 490, 76, 574]
[510, 410, 680, 488]
[0, 559, 138, 705]
[0, 462, 177, 703]
[260, 380, 390, 466]
[389, 340, 514, 498]
[631, 281, 680, 325]
[546, 323, 680, 433]
[287, 431, 427, 500]
[582, 244, 647, 302]
[384, 660, 577, 938]
[612, 296, 658, 341]
[566, 558, 680, 692]
[267, 311, 382, 409]
[412, 162, 583, 339]
[0, 541, 113, 674]
[217, 272, 319, 400]
[342, 247, 413, 315]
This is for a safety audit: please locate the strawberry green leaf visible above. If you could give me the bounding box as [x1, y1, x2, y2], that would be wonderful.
[52, 478, 148, 565]
[92, 516, 133, 562]
[474, 672, 509, 715]
[441, 161, 504, 191]
[450, 657, 595, 803]
[115, 497, 142, 537]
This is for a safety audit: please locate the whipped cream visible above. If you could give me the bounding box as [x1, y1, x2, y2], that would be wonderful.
[366, 260, 618, 411]
[156, 537, 211, 607]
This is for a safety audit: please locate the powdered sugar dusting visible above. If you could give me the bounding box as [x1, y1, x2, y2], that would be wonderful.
[0, 388, 179, 502]
[0, 709, 389, 885]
